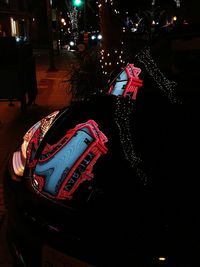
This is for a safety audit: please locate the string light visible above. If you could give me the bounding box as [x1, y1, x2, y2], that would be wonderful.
[68, 7, 79, 43]
[98, 0, 125, 74]
[135, 47, 181, 104]
[158, 257, 166, 261]
[114, 97, 148, 185]
[174, 0, 181, 8]
[99, 48, 126, 75]
[97, 1, 184, 187]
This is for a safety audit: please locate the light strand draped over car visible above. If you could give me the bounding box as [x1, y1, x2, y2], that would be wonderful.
[107, 63, 148, 184]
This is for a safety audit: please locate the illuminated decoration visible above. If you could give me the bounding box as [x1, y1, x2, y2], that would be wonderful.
[135, 47, 180, 103]
[99, 0, 120, 14]
[114, 97, 148, 185]
[174, 0, 181, 8]
[68, 7, 79, 43]
[12, 111, 59, 177]
[98, 0, 124, 75]
[26, 111, 60, 168]
[158, 257, 166, 261]
[100, 48, 126, 76]
[108, 64, 143, 100]
[30, 120, 108, 200]
[109, 64, 148, 185]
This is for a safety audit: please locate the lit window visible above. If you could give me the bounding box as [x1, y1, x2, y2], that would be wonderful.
[10, 17, 17, 36]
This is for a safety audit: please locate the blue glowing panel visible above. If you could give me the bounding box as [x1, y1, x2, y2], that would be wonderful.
[110, 70, 128, 96]
[34, 128, 94, 196]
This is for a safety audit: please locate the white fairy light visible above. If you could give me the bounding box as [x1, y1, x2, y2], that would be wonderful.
[174, 0, 181, 8]
[68, 7, 79, 43]
[99, 47, 125, 75]
[135, 47, 181, 103]
[114, 97, 148, 185]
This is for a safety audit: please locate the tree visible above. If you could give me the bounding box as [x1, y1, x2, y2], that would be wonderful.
[98, 0, 123, 77]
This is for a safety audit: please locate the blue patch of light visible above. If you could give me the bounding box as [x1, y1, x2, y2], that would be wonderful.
[111, 70, 128, 96]
[34, 128, 94, 196]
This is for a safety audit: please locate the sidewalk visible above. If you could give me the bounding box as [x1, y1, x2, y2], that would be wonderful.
[0, 48, 78, 266]
[33, 48, 77, 108]
[0, 48, 77, 176]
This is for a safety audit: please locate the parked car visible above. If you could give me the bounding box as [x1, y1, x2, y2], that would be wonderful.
[3, 63, 200, 267]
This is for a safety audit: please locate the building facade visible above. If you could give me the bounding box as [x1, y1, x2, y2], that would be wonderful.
[0, 0, 32, 42]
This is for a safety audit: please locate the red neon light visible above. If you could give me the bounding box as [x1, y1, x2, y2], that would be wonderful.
[28, 120, 108, 200]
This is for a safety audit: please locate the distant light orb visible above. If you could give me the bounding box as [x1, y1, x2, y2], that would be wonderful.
[69, 41, 75, 46]
[97, 34, 102, 40]
[158, 257, 166, 261]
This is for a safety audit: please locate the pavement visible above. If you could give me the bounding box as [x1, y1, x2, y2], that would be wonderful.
[0, 48, 78, 266]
